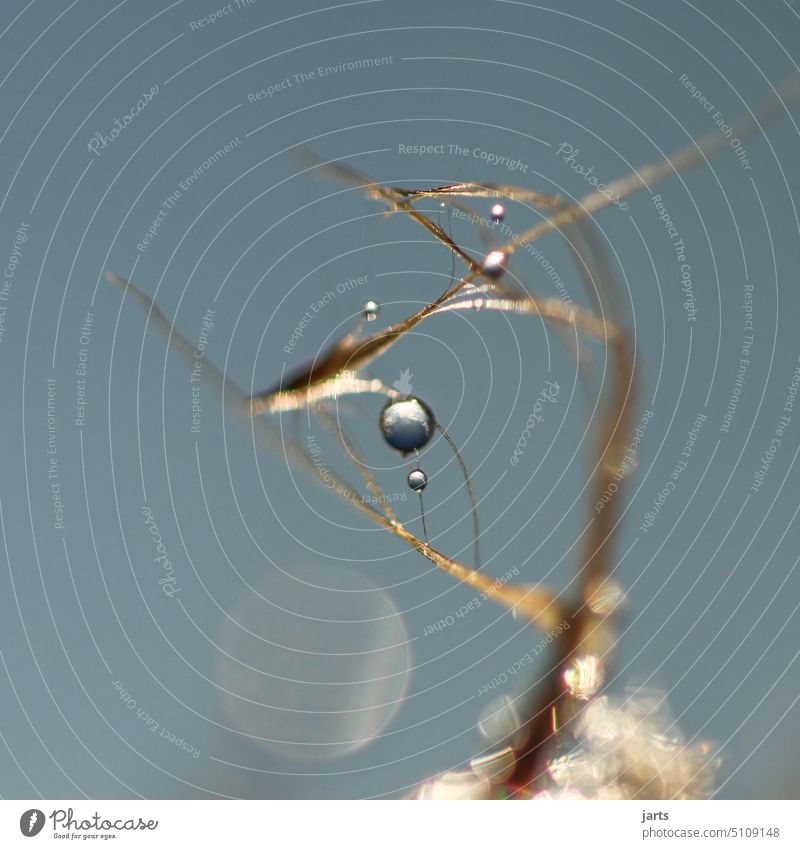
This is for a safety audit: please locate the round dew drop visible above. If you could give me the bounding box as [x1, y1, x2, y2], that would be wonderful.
[363, 300, 380, 321]
[379, 396, 435, 454]
[481, 250, 506, 279]
[407, 468, 427, 492]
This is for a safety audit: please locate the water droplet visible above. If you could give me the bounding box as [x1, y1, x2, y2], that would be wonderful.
[490, 203, 505, 223]
[379, 396, 435, 454]
[407, 468, 427, 492]
[362, 299, 380, 322]
[470, 746, 516, 783]
[481, 249, 506, 278]
[564, 655, 604, 701]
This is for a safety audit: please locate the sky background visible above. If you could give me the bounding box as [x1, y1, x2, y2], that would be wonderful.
[0, 0, 799, 800]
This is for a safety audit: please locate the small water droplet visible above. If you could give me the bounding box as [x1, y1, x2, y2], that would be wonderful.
[490, 203, 505, 223]
[379, 396, 435, 454]
[481, 249, 506, 278]
[362, 300, 380, 321]
[407, 468, 427, 492]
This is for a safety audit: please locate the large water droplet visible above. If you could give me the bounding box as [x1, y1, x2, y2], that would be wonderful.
[379, 396, 435, 454]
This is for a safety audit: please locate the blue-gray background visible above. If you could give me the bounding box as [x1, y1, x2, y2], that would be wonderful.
[0, 0, 799, 799]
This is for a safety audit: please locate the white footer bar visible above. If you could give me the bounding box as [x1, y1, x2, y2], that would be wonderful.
[2, 799, 798, 848]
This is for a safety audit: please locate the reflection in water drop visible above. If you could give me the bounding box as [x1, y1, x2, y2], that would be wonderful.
[588, 581, 627, 616]
[490, 203, 505, 223]
[564, 655, 604, 701]
[407, 468, 427, 492]
[362, 299, 380, 322]
[379, 396, 435, 454]
[215, 563, 411, 761]
[481, 249, 506, 278]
